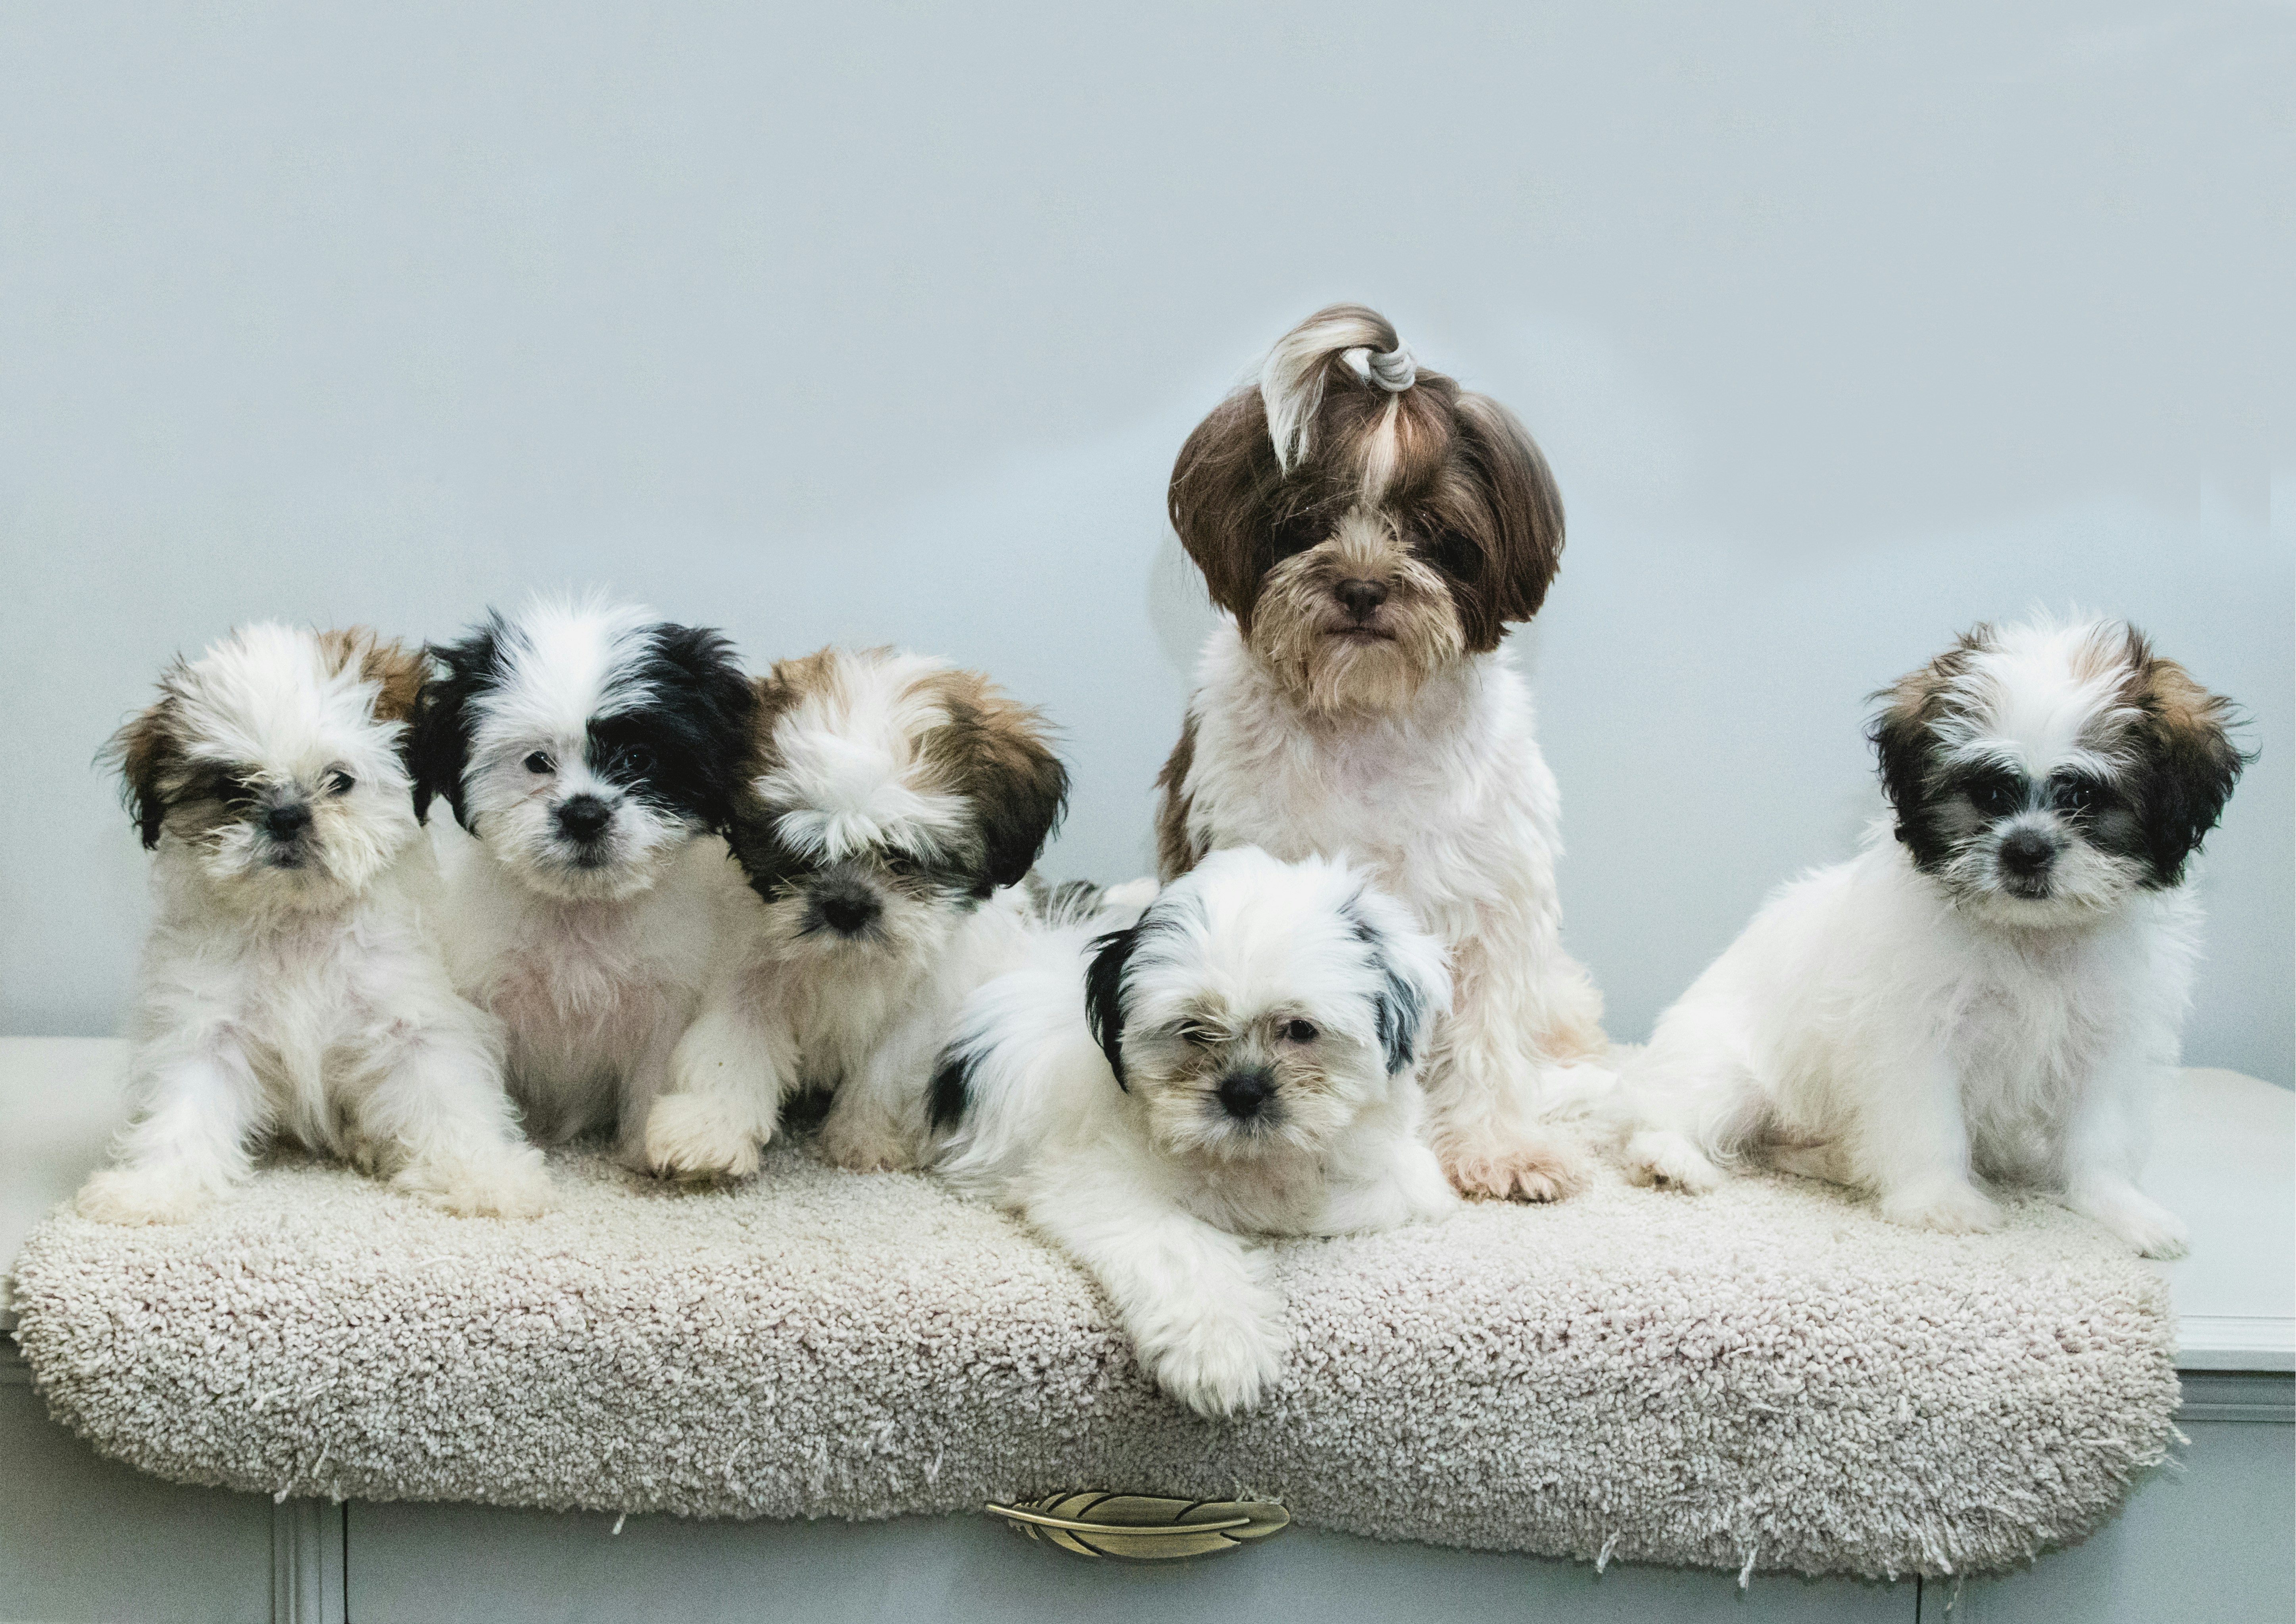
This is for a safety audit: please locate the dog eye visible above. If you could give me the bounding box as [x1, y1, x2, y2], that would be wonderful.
[1429, 532, 1482, 582]
[882, 851, 920, 878]
[1968, 780, 2021, 817]
[2053, 779, 2098, 813]
[1282, 1019, 1319, 1044]
[611, 742, 656, 777]
[523, 751, 554, 775]
[1175, 1022, 1216, 1046]
[323, 770, 355, 797]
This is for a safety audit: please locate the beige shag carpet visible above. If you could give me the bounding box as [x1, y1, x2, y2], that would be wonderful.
[10, 1145, 2177, 1579]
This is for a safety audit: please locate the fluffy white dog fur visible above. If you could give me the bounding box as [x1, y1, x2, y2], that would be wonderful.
[1619, 616, 2246, 1257]
[644, 646, 1076, 1178]
[1158, 304, 1610, 1204]
[80, 624, 549, 1224]
[409, 599, 755, 1161]
[930, 847, 1457, 1417]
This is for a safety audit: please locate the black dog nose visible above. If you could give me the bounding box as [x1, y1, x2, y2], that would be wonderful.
[1999, 829, 2056, 875]
[817, 885, 881, 938]
[556, 795, 613, 843]
[1217, 1068, 1276, 1120]
[262, 802, 311, 842]
[1334, 578, 1388, 622]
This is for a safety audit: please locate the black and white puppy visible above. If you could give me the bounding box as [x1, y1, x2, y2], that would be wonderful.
[408, 598, 754, 1160]
[929, 846, 1455, 1417]
[643, 645, 1074, 1179]
[1619, 615, 2246, 1257]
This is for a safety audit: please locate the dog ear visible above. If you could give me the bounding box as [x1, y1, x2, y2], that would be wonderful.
[1168, 387, 1285, 621]
[1452, 392, 1564, 629]
[2121, 635, 2249, 887]
[1867, 630, 1988, 871]
[313, 628, 427, 726]
[922, 678, 1071, 895]
[1347, 898, 1451, 1076]
[638, 623, 757, 834]
[406, 619, 503, 830]
[108, 689, 184, 850]
[1083, 923, 1143, 1090]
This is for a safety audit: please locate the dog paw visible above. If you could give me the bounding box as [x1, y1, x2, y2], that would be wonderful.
[1879, 1180, 2003, 1236]
[1444, 1132, 1591, 1203]
[396, 1146, 555, 1218]
[815, 1118, 920, 1174]
[643, 1094, 765, 1183]
[1398, 1148, 1463, 1224]
[2067, 1183, 2189, 1259]
[75, 1166, 225, 1226]
[1621, 1128, 1724, 1194]
[1141, 1304, 1289, 1419]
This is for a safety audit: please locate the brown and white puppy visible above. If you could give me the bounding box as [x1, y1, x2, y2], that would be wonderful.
[79, 623, 548, 1226]
[1618, 615, 2246, 1257]
[1156, 304, 1612, 1202]
[644, 645, 1071, 1177]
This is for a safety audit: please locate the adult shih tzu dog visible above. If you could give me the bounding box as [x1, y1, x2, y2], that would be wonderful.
[1157, 303, 1609, 1203]
[928, 846, 1456, 1417]
[1618, 615, 2246, 1257]
[642, 645, 1071, 1179]
[407, 598, 755, 1161]
[79, 624, 550, 1224]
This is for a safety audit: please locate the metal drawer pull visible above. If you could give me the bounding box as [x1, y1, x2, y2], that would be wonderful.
[986, 1493, 1291, 1559]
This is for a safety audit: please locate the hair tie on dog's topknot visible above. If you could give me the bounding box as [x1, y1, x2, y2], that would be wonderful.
[1348, 344, 1416, 393]
[1258, 305, 1420, 473]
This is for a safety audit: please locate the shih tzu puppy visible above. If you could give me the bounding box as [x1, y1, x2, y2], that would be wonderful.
[928, 846, 1456, 1418]
[79, 625, 550, 1224]
[1618, 615, 2246, 1257]
[1157, 303, 1609, 1203]
[642, 645, 1070, 1178]
[407, 598, 754, 1161]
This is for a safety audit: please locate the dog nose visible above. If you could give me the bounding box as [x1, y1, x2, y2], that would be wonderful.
[1999, 829, 2056, 875]
[1217, 1068, 1276, 1120]
[816, 882, 881, 938]
[1334, 578, 1388, 622]
[262, 802, 311, 842]
[556, 795, 613, 844]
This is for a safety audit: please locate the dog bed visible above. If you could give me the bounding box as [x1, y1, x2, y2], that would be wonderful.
[10, 1144, 2176, 1580]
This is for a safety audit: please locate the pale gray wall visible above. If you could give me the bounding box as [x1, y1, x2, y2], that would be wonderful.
[2, 2, 2288, 1085]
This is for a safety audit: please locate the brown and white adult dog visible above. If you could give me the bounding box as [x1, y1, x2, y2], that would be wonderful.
[643, 645, 1075, 1178]
[1155, 304, 1611, 1201]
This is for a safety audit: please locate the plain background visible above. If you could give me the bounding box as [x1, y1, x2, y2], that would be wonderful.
[2, 2, 2288, 1086]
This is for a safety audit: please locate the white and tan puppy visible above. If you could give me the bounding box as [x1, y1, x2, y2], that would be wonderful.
[80, 624, 549, 1224]
[408, 599, 755, 1162]
[1157, 304, 1609, 1203]
[643, 646, 1071, 1178]
[1620, 616, 2246, 1257]
[928, 847, 1456, 1417]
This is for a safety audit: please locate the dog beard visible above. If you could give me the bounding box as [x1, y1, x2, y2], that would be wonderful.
[1245, 511, 1467, 715]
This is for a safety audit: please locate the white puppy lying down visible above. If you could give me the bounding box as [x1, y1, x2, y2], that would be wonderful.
[928, 847, 1456, 1417]
[1618, 615, 2246, 1259]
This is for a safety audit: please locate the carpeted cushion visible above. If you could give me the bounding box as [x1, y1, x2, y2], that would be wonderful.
[10, 1145, 2177, 1579]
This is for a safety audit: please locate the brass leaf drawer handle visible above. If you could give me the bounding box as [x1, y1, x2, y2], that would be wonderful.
[986, 1493, 1291, 1559]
